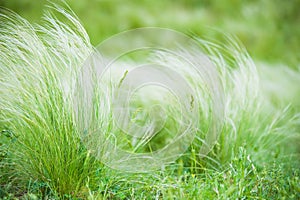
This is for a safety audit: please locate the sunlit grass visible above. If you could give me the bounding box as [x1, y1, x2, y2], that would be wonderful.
[0, 5, 299, 199]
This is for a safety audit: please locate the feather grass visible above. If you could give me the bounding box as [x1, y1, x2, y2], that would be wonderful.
[0, 5, 299, 198]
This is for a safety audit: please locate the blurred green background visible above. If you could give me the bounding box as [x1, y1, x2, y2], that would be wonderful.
[0, 0, 299, 68]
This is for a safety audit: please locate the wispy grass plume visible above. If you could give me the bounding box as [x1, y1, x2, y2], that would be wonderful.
[0, 6, 100, 197]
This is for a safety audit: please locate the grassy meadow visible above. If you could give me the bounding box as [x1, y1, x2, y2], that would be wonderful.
[0, 1, 299, 199]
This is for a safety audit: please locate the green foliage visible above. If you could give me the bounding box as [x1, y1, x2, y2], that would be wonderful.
[0, 3, 299, 199]
[1, 0, 299, 67]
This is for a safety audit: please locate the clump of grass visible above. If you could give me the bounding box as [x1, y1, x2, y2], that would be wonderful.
[150, 34, 300, 170]
[192, 36, 300, 168]
[0, 6, 101, 197]
[0, 4, 299, 199]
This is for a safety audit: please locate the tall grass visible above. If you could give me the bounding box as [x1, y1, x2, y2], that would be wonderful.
[0, 6, 101, 197]
[0, 5, 299, 198]
[191, 36, 300, 167]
